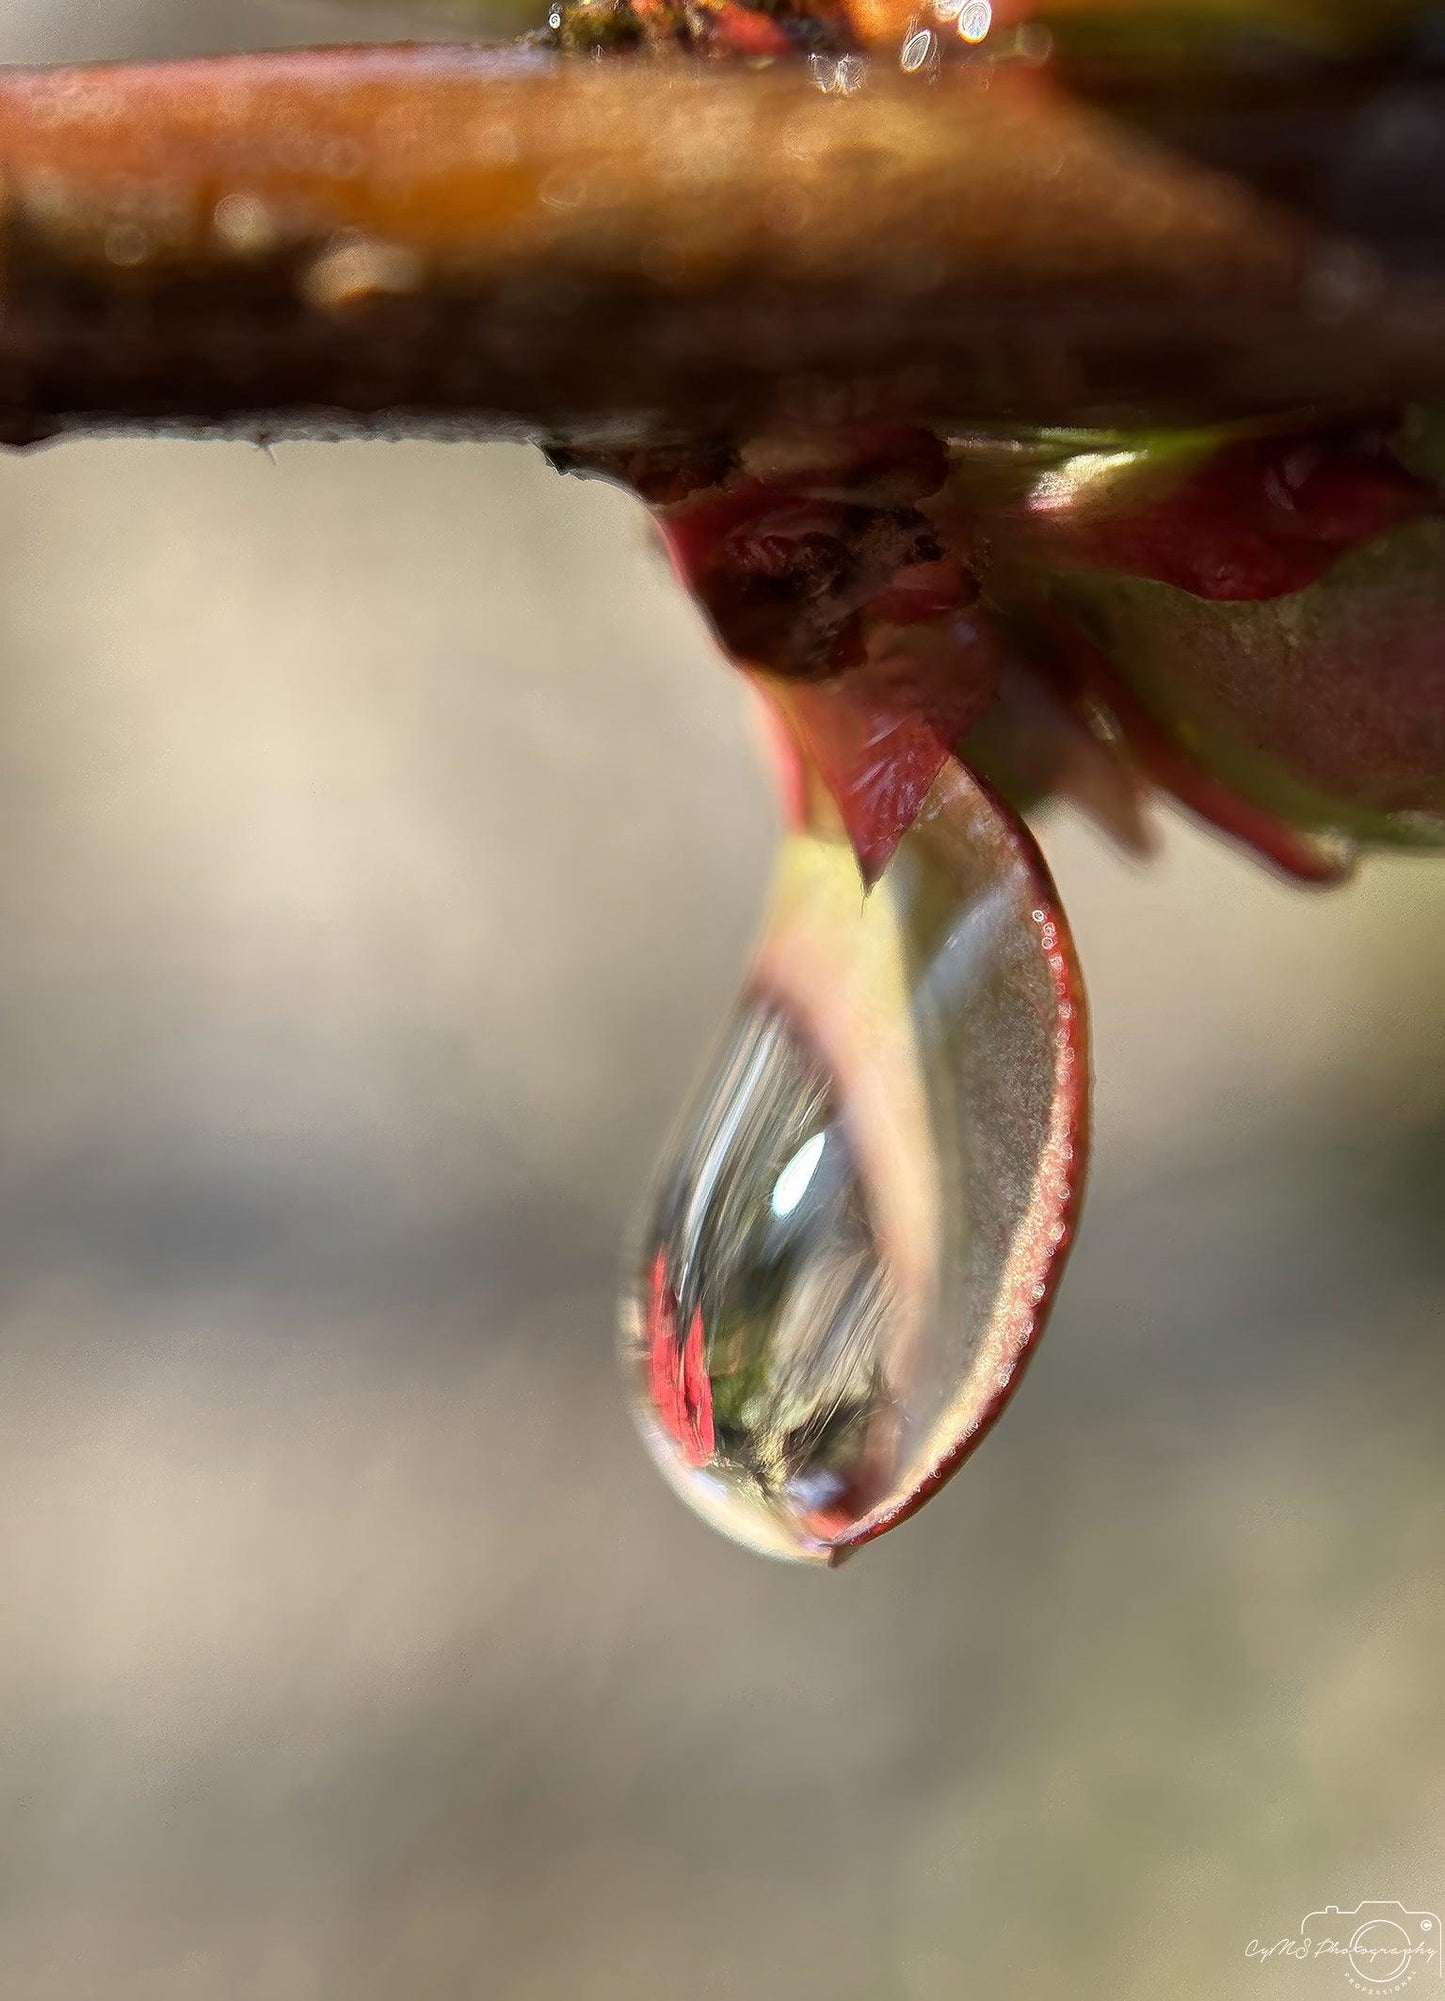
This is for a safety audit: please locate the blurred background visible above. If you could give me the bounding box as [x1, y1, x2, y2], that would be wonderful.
[1, 5, 1444, 1999]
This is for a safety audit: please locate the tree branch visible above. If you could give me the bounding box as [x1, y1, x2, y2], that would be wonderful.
[0, 44, 1442, 446]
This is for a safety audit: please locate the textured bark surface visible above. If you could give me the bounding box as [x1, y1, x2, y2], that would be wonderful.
[0, 44, 1443, 446]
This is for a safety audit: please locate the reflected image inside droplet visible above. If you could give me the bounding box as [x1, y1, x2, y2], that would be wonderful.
[639, 1004, 899, 1551]
[621, 753, 1087, 1564]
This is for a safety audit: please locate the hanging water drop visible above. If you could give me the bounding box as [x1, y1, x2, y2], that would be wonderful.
[621, 745, 1088, 1564]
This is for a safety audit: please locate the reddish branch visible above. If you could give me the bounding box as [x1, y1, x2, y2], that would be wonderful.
[0, 44, 1442, 446]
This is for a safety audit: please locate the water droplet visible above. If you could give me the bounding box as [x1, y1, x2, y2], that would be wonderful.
[539, 169, 590, 212]
[104, 221, 151, 268]
[302, 236, 422, 311]
[1013, 21, 1053, 60]
[622, 753, 1086, 1563]
[900, 26, 937, 72]
[957, 0, 993, 41]
[212, 191, 277, 258]
[808, 53, 869, 96]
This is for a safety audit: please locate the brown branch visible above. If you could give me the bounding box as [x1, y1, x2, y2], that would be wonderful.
[0, 44, 1442, 446]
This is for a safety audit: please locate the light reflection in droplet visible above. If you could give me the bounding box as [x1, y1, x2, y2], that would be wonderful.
[772, 1131, 828, 1219]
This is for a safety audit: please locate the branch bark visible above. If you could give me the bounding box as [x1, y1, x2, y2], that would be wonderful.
[0, 44, 1442, 446]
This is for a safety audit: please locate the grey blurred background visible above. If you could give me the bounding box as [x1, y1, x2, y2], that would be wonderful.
[1, 5, 1444, 1998]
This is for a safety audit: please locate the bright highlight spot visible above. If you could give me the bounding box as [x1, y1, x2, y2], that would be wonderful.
[1026, 449, 1145, 516]
[771, 1132, 827, 1219]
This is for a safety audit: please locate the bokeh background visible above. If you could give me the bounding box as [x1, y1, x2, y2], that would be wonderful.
[2, 4, 1444, 1998]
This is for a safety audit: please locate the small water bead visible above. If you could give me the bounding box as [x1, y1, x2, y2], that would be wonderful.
[104, 221, 151, 267]
[622, 754, 1087, 1563]
[212, 191, 278, 258]
[302, 236, 422, 311]
[808, 53, 869, 96]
